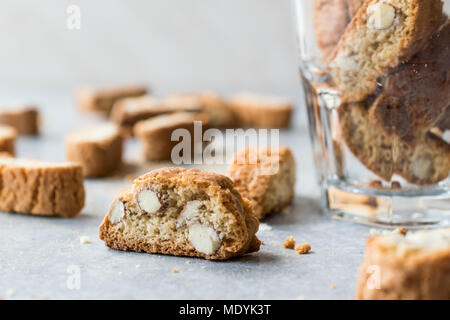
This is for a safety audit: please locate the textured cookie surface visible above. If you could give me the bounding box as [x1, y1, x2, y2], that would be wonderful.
[329, 0, 443, 102]
[66, 124, 123, 177]
[338, 101, 450, 185]
[228, 93, 293, 128]
[99, 167, 261, 260]
[356, 228, 450, 300]
[228, 147, 296, 220]
[0, 158, 85, 217]
[370, 19, 450, 142]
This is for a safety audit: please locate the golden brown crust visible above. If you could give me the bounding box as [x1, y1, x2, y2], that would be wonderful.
[227, 147, 296, 220]
[338, 101, 450, 185]
[370, 19, 450, 142]
[99, 167, 261, 260]
[0, 106, 39, 135]
[66, 125, 123, 177]
[134, 112, 209, 161]
[228, 93, 292, 129]
[0, 125, 17, 156]
[0, 158, 85, 217]
[356, 232, 450, 300]
[329, 0, 444, 102]
[77, 85, 148, 115]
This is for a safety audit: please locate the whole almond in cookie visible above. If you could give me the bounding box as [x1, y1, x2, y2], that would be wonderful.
[0, 158, 85, 217]
[98, 167, 261, 260]
[66, 124, 123, 177]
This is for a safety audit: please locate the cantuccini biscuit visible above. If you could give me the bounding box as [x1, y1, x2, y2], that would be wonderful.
[0, 106, 39, 135]
[0, 125, 17, 156]
[134, 112, 209, 162]
[356, 228, 450, 300]
[0, 158, 85, 217]
[313, 0, 351, 60]
[227, 147, 296, 220]
[370, 19, 450, 142]
[98, 167, 261, 260]
[66, 124, 123, 177]
[338, 101, 450, 185]
[163, 92, 236, 128]
[110, 95, 200, 133]
[228, 93, 293, 129]
[77, 85, 148, 115]
[328, 0, 443, 102]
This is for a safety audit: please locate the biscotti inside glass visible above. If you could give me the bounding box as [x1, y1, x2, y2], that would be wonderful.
[294, 0, 450, 227]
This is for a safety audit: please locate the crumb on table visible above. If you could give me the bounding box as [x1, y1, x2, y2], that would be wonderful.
[172, 268, 179, 273]
[295, 243, 311, 254]
[79, 235, 90, 244]
[330, 284, 336, 289]
[282, 236, 295, 249]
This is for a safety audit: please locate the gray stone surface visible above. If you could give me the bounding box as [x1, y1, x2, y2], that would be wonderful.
[0, 94, 372, 300]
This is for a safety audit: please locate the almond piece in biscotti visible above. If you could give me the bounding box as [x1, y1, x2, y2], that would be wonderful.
[98, 167, 261, 260]
[66, 123, 123, 177]
[0, 158, 85, 217]
[0, 105, 40, 135]
[328, 0, 444, 102]
[356, 228, 450, 300]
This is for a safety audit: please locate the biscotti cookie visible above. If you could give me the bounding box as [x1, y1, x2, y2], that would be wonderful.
[370, 19, 450, 142]
[77, 85, 148, 115]
[0, 125, 17, 156]
[0, 158, 85, 217]
[227, 147, 296, 220]
[313, 0, 351, 60]
[338, 101, 450, 185]
[329, 0, 443, 102]
[134, 112, 209, 161]
[164, 92, 236, 128]
[98, 167, 261, 260]
[110, 95, 200, 133]
[228, 93, 293, 129]
[356, 228, 450, 300]
[0, 106, 39, 135]
[66, 124, 123, 177]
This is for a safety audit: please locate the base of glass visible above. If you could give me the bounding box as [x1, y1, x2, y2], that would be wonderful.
[324, 179, 450, 229]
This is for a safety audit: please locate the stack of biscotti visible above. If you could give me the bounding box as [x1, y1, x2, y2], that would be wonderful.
[313, 0, 449, 185]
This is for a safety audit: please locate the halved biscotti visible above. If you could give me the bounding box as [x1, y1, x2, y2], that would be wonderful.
[338, 101, 450, 185]
[77, 85, 148, 115]
[134, 112, 209, 161]
[163, 92, 236, 128]
[356, 228, 450, 300]
[228, 93, 293, 129]
[370, 19, 450, 142]
[329, 0, 443, 102]
[0, 105, 40, 135]
[0, 158, 85, 217]
[99, 167, 261, 260]
[227, 147, 296, 220]
[0, 125, 17, 156]
[66, 124, 123, 177]
[110, 95, 200, 133]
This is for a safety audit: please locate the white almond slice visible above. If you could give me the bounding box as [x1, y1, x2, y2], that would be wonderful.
[108, 200, 125, 224]
[136, 189, 162, 214]
[188, 224, 221, 255]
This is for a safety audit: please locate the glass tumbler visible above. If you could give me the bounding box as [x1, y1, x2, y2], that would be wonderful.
[294, 0, 450, 227]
